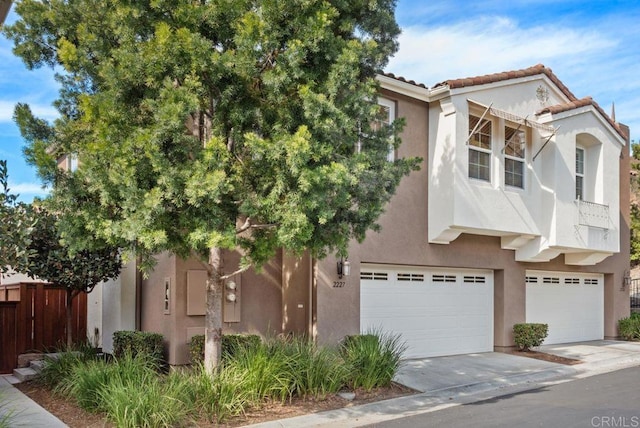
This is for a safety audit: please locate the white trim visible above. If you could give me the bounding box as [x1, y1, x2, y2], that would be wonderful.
[377, 74, 430, 102]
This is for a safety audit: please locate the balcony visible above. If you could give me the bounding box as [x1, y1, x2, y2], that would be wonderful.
[576, 199, 609, 230]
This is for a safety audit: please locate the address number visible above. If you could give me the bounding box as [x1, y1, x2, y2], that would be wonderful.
[332, 281, 346, 288]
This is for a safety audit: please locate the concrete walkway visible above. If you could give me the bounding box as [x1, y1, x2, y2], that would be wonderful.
[0, 375, 66, 427]
[246, 340, 640, 428]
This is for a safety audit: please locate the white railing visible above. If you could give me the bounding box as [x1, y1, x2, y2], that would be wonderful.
[576, 199, 609, 229]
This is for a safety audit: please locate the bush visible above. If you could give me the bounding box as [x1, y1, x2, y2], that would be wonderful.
[513, 323, 549, 350]
[340, 330, 406, 391]
[38, 351, 86, 388]
[618, 314, 640, 340]
[278, 337, 347, 398]
[189, 334, 261, 364]
[113, 331, 164, 365]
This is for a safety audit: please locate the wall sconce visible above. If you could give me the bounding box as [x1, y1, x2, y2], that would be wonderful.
[337, 257, 351, 279]
[622, 270, 631, 291]
[226, 280, 237, 303]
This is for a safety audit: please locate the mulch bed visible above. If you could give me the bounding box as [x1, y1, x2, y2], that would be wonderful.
[506, 349, 582, 365]
[16, 381, 415, 427]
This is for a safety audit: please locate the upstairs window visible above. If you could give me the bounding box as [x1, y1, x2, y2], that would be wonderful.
[66, 154, 78, 172]
[360, 98, 396, 162]
[576, 147, 585, 200]
[468, 115, 492, 181]
[504, 125, 525, 188]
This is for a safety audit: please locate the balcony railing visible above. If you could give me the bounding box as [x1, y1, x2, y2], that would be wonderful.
[576, 199, 609, 229]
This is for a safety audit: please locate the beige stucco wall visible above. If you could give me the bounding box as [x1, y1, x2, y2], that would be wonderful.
[315, 89, 631, 349]
[142, 251, 284, 366]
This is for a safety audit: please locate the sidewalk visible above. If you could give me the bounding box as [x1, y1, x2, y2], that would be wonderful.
[245, 340, 640, 428]
[0, 375, 66, 427]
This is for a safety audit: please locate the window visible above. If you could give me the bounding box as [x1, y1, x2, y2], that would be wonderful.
[576, 147, 585, 200]
[504, 125, 525, 188]
[468, 115, 492, 181]
[67, 154, 78, 172]
[370, 98, 396, 162]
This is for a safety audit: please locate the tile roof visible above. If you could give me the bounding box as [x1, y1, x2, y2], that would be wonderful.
[537, 97, 628, 140]
[433, 64, 578, 102]
[380, 72, 427, 89]
[381, 64, 628, 141]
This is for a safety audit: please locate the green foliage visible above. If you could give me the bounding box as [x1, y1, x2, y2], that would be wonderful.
[631, 204, 640, 266]
[277, 337, 348, 398]
[190, 333, 261, 364]
[618, 313, 640, 341]
[340, 331, 406, 391]
[5, 0, 418, 370]
[113, 331, 165, 364]
[38, 351, 87, 389]
[513, 323, 549, 350]
[189, 364, 255, 423]
[0, 391, 15, 428]
[0, 160, 36, 273]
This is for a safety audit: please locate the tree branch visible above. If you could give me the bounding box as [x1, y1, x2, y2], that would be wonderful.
[235, 217, 277, 235]
[191, 250, 214, 275]
[220, 264, 251, 280]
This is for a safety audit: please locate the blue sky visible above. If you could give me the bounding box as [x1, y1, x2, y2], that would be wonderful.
[1, 0, 639, 201]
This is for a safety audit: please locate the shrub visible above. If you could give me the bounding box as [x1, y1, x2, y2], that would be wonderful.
[618, 314, 640, 340]
[340, 331, 406, 391]
[285, 339, 347, 398]
[99, 369, 193, 428]
[189, 334, 261, 364]
[113, 331, 164, 365]
[0, 391, 15, 428]
[190, 364, 254, 423]
[38, 351, 86, 388]
[513, 323, 549, 350]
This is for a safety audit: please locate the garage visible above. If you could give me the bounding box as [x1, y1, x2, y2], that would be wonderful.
[526, 270, 604, 344]
[360, 265, 494, 359]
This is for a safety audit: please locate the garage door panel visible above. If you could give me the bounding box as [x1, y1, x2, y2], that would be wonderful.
[360, 266, 493, 358]
[526, 271, 603, 345]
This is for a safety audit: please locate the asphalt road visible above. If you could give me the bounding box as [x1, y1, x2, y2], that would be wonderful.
[369, 366, 640, 428]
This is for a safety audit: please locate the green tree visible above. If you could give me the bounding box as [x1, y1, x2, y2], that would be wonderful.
[17, 208, 121, 347]
[0, 160, 35, 273]
[4, 0, 420, 372]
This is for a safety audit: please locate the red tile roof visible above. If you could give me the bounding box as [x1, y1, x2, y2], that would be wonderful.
[537, 97, 628, 140]
[381, 64, 628, 141]
[380, 72, 427, 89]
[433, 64, 578, 102]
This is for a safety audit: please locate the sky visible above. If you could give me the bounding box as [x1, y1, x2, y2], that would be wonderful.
[1, 0, 639, 202]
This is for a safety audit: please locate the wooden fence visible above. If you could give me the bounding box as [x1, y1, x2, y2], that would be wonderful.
[0, 283, 87, 374]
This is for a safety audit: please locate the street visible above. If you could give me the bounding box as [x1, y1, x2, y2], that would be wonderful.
[370, 366, 640, 428]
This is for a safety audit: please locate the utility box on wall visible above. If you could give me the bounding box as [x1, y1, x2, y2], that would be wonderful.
[186, 270, 241, 323]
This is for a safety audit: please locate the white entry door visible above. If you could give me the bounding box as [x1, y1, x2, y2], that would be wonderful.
[526, 270, 604, 344]
[360, 265, 494, 359]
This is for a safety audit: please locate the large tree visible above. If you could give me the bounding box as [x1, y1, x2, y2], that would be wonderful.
[4, 0, 420, 372]
[0, 160, 35, 273]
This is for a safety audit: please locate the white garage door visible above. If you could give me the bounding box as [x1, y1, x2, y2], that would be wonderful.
[360, 265, 494, 359]
[526, 270, 604, 344]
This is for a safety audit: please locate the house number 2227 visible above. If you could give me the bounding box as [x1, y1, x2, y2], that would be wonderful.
[332, 281, 346, 288]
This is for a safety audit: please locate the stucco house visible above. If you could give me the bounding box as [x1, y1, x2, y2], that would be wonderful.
[85, 64, 630, 365]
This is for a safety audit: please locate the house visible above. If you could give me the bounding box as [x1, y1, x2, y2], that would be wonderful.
[84, 64, 630, 365]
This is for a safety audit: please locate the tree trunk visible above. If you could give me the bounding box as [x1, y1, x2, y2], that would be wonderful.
[66, 288, 74, 348]
[204, 246, 224, 375]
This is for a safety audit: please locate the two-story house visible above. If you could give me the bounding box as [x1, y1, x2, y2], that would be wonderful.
[87, 64, 630, 365]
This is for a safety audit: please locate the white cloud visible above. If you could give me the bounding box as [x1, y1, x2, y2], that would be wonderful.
[8, 181, 49, 196]
[388, 12, 640, 141]
[0, 99, 58, 123]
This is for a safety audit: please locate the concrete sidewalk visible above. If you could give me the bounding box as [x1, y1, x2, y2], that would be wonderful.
[0, 375, 66, 427]
[245, 340, 640, 428]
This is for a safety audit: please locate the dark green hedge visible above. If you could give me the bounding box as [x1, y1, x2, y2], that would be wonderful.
[189, 334, 261, 363]
[513, 323, 548, 350]
[112, 331, 164, 364]
[618, 312, 640, 340]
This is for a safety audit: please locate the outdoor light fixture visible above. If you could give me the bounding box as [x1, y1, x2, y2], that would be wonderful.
[337, 257, 351, 279]
[622, 270, 631, 291]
